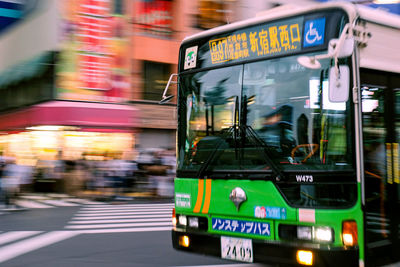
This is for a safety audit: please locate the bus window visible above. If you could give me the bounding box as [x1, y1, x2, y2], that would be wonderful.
[362, 85, 386, 181]
[179, 65, 242, 170]
[242, 55, 351, 166]
[361, 69, 400, 260]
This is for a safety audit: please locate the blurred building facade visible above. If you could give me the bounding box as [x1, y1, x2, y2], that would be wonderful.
[129, 0, 180, 151]
[0, 0, 137, 164]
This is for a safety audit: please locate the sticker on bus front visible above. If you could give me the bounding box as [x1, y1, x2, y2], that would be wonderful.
[175, 193, 191, 208]
[254, 206, 287, 220]
[298, 208, 315, 223]
[303, 18, 326, 47]
[184, 46, 198, 70]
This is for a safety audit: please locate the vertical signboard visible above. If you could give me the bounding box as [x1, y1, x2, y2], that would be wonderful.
[56, 0, 130, 103]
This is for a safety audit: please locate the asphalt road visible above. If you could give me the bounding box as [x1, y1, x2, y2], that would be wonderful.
[0, 199, 267, 267]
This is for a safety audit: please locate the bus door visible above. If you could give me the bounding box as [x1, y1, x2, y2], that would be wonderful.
[361, 68, 400, 266]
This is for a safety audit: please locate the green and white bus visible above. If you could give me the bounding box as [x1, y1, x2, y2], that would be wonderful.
[164, 2, 400, 266]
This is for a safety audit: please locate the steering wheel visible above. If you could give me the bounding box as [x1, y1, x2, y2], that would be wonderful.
[291, 144, 319, 163]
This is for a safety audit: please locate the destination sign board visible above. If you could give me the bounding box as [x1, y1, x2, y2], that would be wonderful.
[209, 17, 303, 65]
[179, 9, 348, 72]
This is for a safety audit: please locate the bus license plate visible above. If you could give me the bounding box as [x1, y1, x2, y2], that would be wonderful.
[221, 236, 253, 263]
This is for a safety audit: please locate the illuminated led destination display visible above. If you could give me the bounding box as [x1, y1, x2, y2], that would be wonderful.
[180, 10, 347, 71]
[208, 17, 304, 65]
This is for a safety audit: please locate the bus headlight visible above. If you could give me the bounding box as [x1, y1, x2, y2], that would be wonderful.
[174, 215, 207, 230]
[314, 227, 333, 242]
[296, 226, 333, 242]
[178, 215, 187, 227]
[188, 217, 199, 228]
[297, 226, 312, 241]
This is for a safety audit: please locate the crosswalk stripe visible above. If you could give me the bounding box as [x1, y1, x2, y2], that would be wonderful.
[82, 205, 173, 211]
[74, 211, 171, 216]
[79, 226, 171, 234]
[65, 221, 172, 229]
[65, 202, 173, 234]
[63, 198, 104, 205]
[0, 231, 79, 264]
[68, 218, 171, 224]
[72, 214, 171, 220]
[83, 203, 174, 209]
[19, 195, 49, 200]
[0, 231, 42, 246]
[14, 200, 54, 209]
[39, 200, 80, 207]
[77, 208, 172, 213]
[45, 194, 70, 198]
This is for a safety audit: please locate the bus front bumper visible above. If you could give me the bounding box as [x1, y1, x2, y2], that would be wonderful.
[172, 230, 358, 267]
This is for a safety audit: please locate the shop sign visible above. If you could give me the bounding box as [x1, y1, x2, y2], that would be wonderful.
[56, 0, 130, 103]
[135, 0, 172, 35]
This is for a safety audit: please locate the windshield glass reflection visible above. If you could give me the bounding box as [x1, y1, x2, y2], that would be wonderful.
[178, 54, 353, 175]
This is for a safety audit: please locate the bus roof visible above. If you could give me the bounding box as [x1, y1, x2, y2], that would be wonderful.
[182, 2, 400, 44]
[357, 4, 400, 29]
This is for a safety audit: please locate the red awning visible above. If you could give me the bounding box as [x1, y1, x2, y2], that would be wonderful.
[0, 101, 138, 131]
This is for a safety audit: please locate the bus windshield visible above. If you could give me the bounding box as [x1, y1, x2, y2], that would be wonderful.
[178, 53, 354, 177]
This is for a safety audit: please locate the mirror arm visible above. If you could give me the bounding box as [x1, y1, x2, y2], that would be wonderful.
[332, 23, 353, 77]
[160, 73, 178, 104]
[162, 73, 178, 99]
[297, 23, 354, 70]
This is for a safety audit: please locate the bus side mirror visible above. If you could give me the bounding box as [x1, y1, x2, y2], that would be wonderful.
[329, 65, 350, 103]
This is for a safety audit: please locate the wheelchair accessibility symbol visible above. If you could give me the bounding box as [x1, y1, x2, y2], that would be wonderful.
[303, 18, 326, 47]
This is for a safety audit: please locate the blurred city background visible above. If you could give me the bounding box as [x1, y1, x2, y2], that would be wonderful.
[0, 0, 399, 208]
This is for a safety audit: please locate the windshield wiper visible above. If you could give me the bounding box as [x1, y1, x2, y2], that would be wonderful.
[196, 126, 235, 178]
[196, 95, 241, 179]
[240, 125, 286, 181]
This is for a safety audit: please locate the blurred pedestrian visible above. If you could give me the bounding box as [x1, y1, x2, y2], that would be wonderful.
[2, 158, 21, 209]
[162, 149, 176, 176]
[158, 149, 175, 197]
[0, 157, 6, 208]
[108, 154, 126, 199]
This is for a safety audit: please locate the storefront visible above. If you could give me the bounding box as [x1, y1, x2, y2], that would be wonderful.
[0, 101, 137, 165]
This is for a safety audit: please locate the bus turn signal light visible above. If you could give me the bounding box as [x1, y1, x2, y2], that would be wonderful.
[296, 250, 313, 265]
[342, 220, 358, 246]
[172, 208, 177, 227]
